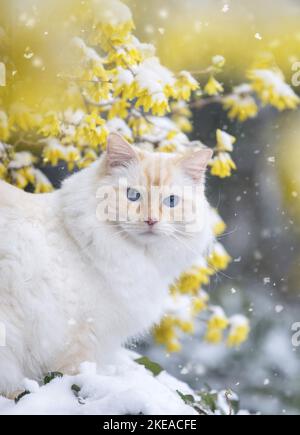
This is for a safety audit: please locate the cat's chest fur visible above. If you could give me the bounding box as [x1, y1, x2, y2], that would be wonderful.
[46, 212, 170, 345]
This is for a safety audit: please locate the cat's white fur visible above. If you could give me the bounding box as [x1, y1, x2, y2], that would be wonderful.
[0, 135, 213, 394]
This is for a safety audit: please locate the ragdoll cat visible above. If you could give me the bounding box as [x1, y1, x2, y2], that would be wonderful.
[0, 133, 213, 394]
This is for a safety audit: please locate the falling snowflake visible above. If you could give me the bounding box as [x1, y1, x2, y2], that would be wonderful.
[158, 9, 169, 19]
[275, 305, 284, 314]
[24, 48, 34, 60]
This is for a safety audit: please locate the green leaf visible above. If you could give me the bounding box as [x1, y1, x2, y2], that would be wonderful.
[44, 371, 63, 385]
[71, 384, 81, 395]
[15, 390, 30, 404]
[135, 356, 164, 377]
[176, 390, 195, 405]
[199, 391, 218, 413]
[71, 384, 85, 405]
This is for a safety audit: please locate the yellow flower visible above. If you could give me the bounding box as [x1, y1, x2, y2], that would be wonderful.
[205, 308, 229, 344]
[113, 69, 136, 99]
[210, 208, 227, 237]
[175, 71, 199, 101]
[108, 100, 130, 120]
[75, 47, 108, 83]
[78, 149, 98, 169]
[76, 112, 108, 148]
[91, 21, 135, 50]
[176, 264, 211, 295]
[167, 340, 182, 353]
[227, 316, 250, 347]
[204, 76, 224, 96]
[136, 92, 170, 116]
[128, 116, 151, 137]
[210, 152, 237, 178]
[89, 0, 134, 47]
[170, 101, 192, 118]
[216, 129, 236, 152]
[214, 220, 226, 237]
[0, 110, 9, 141]
[39, 112, 60, 137]
[248, 68, 300, 111]
[151, 98, 170, 116]
[158, 143, 177, 153]
[9, 104, 38, 132]
[115, 81, 136, 100]
[0, 162, 7, 179]
[43, 141, 66, 166]
[178, 320, 194, 334]
[79, 125, 108, 149]
[172, 116, 193, 133]
[176, 272, 201, 295]
[166, 130, 178, 140]
[154, 316, 182, 352]
[85, 81, 112, 103]
[205, 328, 223, 344]
[223, 93, 258, 122]
[65, 146, 81, 171]
[20, 167, 35, 185]
[12, 169, 29, 189]
[208, 310, 229, 331]
[108, 42, 142, 67]
[34, 169, 53, 193]
[192, 291, 209, 315]
[212, 55, 226, 69]
[209, 243, 232, 271]
[85, 111, 104, 128]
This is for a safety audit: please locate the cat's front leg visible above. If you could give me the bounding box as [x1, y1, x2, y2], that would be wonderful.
[54, 322, 99, 376]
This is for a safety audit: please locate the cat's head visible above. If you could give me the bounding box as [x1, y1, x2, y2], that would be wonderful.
[96, 133, 213, 244]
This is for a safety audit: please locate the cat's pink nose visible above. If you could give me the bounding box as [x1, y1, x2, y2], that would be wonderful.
[145, 218, 158, 227]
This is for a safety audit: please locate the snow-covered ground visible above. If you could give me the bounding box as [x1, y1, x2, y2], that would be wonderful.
[0, 352, 196, 415]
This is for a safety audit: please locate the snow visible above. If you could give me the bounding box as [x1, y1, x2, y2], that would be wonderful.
[0, 351, 196, 415]
[140, 116, 191, 150]
[116, 67, 134, 86]
[92, 0, 132, 26]
[0, 142, 6, 156]
[254, 33, 263, 41]
[106, 118, 133, 139]
[8, 151, 35, 169]
[134, 57, 176, 94]
[72, 37, 104, 64]
[229, 314, 249, 328]
[23, 379, 40, 394]
[251, 69, 297, 98]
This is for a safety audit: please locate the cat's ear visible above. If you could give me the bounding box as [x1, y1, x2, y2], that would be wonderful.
[180, 148, 213, 182]
[106, 133, 138, 168]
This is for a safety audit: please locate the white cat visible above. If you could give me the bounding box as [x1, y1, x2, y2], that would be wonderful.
[0, 134, 213, 394]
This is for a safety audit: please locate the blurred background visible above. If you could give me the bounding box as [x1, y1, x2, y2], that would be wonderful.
[2, 0, 300, 415]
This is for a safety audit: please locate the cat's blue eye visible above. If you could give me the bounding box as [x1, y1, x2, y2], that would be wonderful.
[163, 195, 180, 208]
[127, 188, 141, 202]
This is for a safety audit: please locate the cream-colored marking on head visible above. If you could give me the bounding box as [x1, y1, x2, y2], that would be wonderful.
[102, 133, 212, 239]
